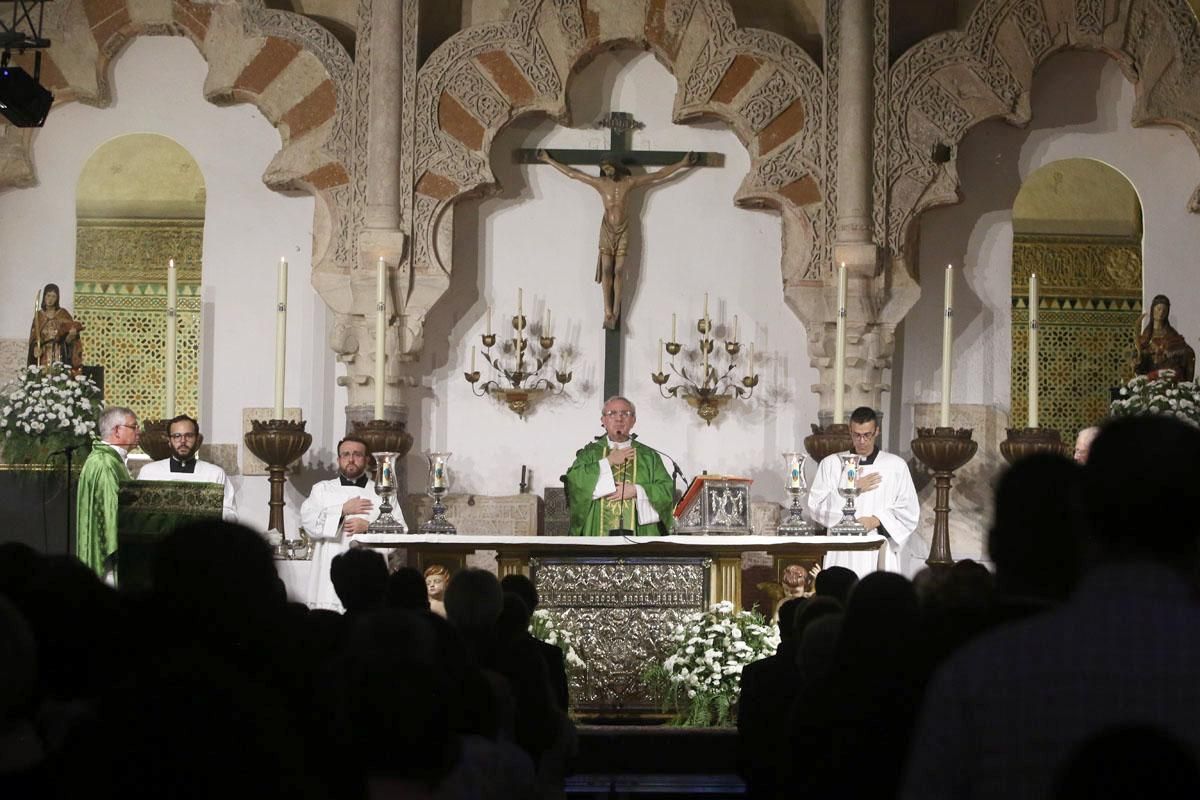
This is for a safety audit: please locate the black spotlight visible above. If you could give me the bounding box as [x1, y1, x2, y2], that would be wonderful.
[0, 64, 53, 127]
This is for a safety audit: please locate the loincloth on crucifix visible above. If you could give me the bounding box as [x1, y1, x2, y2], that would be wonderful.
[595, 218, 629, 282]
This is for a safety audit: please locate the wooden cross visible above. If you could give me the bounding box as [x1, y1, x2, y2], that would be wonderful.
[518, 112, 722, 399]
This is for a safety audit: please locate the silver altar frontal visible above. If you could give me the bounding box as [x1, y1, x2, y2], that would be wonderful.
[352, 533, 885, 718]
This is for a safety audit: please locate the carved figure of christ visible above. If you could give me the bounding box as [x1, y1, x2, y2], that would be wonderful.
[537, 148, 699, 329]
[518, 111, 721, 396]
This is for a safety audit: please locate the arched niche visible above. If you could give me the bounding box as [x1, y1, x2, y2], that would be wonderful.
[1009, 158, 1143, 435]
[74, 133, 205, 423]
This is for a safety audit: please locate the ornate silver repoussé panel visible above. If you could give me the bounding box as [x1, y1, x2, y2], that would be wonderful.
[533, 556, 709, 715]
[674, 479, 753, 534]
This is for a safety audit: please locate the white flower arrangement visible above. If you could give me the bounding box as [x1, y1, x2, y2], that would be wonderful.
[529, 608, 586, 670]
[1110, 372, 1200, 427]
[644, 600, 779, 727]
[0, 364, 103, 463]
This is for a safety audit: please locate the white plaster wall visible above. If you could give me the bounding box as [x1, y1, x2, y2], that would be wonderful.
[409, 50, 821, 505]
[0, 37, 331, 534]
[900, 52, 1200, 451]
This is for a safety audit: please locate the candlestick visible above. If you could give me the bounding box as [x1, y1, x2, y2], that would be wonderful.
[375, 257, 386, 420]
[940, 264, 953, 427]
[274, 257, 288, 419]
[165, 258, 178, 418]
[1029, 273, 1039, 428]
[658, 338, 663, 373]
[834, 263, 847, 423]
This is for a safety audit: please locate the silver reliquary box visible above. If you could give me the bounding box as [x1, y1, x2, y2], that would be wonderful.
[672, 475, 754, 535]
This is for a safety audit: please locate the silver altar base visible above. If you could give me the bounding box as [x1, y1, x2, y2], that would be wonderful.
[419, 491, 457, 534]
[777, 489, 817, 536]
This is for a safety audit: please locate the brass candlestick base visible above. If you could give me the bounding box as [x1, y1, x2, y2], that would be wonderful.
[999, 427, 1064, 464]
[139, 419, 174, 461]
[803, 423, 852, 464]
[243, 419, 312, 552]
[351, 419, 414, 460]
[910, 427, 978, 567]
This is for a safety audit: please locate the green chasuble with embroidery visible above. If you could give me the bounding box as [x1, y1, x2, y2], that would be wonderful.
[76, 443, 129, 576]
[564, 438, 675, 536]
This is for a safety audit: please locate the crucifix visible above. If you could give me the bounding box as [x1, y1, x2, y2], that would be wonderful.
[518, 111, 721, 399]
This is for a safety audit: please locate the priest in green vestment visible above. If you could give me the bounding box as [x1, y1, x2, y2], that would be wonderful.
[564, 396, 675, 536]
[77, 406, 138, 577]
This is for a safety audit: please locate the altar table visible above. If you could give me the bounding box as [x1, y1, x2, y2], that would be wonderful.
[331, 533, 886, 715]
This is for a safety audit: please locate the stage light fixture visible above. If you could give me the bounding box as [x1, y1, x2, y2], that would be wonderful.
[0, 63, 52, 127]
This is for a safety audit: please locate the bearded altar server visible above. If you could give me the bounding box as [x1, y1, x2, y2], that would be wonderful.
[299, 436, 403, 609]
[808, 406, 919, 572]
[138, 415, 238, 522]
[563, 395, 674, 536]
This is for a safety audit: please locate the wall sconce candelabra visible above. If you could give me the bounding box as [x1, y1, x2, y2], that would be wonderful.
[651, 300, 758, 425]
[464, 292, 572, 417]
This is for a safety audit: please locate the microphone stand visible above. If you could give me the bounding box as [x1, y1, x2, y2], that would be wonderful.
[47, 443, 85, 557]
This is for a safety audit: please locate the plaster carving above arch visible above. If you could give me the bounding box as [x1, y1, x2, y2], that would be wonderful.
[0, 0, 355, 268]
[885, 0, 1200, 273]
[402, 0, 827, 356]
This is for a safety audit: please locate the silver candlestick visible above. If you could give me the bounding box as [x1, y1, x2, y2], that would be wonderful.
[368, 451, 408, 534]
[829, 452, 867, 535]
[777, 452, 816, 535]
[419, 451, 457, 534]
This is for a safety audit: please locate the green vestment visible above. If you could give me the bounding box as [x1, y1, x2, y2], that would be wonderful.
[564, 438, 675, 536]
[76, 444, 129, 576]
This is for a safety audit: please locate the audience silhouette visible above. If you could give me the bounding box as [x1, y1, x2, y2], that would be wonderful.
[8, 413, 1199, 799]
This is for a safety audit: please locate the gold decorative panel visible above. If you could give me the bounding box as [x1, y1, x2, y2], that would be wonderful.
[74, 220, 203, 423]
[1011, 236, 1141, 436]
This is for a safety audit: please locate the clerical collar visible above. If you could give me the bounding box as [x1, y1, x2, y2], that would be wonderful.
[170, 457, 197, 474]
[607, 439, 632, 450]
[340, 474, 369, 488]
[102, 442, 129, 462]
[858, 447, 881, 466]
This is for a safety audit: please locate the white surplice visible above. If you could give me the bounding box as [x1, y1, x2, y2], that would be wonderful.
[807, 449, 919, 572]
[138, 458, 239, 522]
[299, 477, 404, 610]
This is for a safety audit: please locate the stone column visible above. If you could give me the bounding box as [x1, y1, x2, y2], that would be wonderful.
[348, 0, 411, 427]
[365, 0, 402, 231]
[835, 0, 875, 250]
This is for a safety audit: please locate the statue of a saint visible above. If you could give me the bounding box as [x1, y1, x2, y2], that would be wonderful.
[27, 283, 84, 372]
[1135, 294, 1195, 382]
[537, 149, 700, 329]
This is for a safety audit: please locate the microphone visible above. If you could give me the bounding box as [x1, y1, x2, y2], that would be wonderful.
[630, 434, 687, 490]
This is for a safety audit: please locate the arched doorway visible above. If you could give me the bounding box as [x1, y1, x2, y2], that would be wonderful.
[74, 133, 205, 423]
[1010, 158, 1142, 435]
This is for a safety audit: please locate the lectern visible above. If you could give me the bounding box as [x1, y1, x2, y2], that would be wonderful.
[117, 480, 224, 591]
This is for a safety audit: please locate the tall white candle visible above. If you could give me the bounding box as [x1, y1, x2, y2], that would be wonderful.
[671, 313, 677, 342]
[733, 314, 739, 342]
[834, 263, 848, 423]
[165, 259, 178, 418]
[374, 256, 386, 420]
[274, 257, 288, 419]
[748, 342, 755, 375]
[703, 292, 710, 325]
[486, 306, 492, 336]
[1029, 272, 1039, 428]
[517, 287, 523, 317]
[471, 346, 476, 372]
[544, 307, 551, 335]
[658, 339, 664, 373]
[940, 264, 954, 427]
